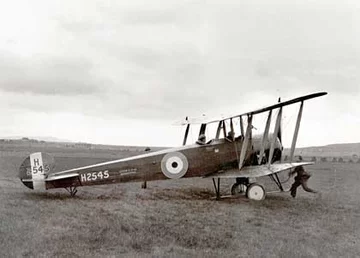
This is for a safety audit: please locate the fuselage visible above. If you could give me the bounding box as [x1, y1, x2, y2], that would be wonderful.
[19, 135, 282, 190]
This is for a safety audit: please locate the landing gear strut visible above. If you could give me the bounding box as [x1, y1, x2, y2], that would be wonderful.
[65, 186, 78, 197]
[212, 178, 221, 200]
[268, 173, 284, 192]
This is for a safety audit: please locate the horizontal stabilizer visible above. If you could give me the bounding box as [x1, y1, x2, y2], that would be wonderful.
[45, 173, 79, 181]
[206, 162, 314, 179]
[20, 173, 79, 182]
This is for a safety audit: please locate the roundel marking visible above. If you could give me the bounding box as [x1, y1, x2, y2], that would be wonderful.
[161, 152, 189, 179]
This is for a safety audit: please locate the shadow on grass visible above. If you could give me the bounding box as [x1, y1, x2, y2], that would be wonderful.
[149, 187, 217, 201]
[18, 186, 127, 201]
[22, 191, 79, 201]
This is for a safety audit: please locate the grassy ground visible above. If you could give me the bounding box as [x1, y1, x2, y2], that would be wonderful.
[0, 145, 359, 257]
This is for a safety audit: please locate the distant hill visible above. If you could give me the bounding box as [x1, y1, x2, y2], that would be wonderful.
[285, 142, 360, 159]
[1, 136, 72, 143]
[0, 137, 167, 153]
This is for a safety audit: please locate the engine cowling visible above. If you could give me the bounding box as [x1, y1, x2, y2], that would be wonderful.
[251, 133, 283, 165]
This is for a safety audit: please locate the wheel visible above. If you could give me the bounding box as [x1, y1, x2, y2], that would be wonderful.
[231, 183, 247, 195]
[246, 183, 266, 201]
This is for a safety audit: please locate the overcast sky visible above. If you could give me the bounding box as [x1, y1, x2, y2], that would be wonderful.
[0, 0, 359, 147]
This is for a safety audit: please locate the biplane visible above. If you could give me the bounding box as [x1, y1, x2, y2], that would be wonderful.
[19, 92, 327, 200]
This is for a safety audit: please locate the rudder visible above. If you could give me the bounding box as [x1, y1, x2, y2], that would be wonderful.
[19, 152, 55, 190]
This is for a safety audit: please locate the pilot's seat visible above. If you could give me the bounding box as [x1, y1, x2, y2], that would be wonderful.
[196, 134, 206, 145]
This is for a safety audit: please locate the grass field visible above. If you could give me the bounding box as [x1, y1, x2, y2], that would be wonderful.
[0, 143, 359, 257]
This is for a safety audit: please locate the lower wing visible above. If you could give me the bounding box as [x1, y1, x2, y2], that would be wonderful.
[205, 162, 314, 179]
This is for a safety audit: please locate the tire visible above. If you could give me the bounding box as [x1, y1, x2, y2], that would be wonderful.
[246, 183, 266, 201]
[231, 183, 247, 196]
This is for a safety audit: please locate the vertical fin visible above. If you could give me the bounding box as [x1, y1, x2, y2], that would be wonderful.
[268, 107, 282, 166]
[258, 110, 272, 164]
[289, 101, 304, 161]
[239, 115, 253, 169]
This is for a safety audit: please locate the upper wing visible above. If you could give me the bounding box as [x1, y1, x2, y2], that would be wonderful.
[175, 92, 327, 126]
[237, 92, 327, 117]
[205, 162, 314, 179]
[215, 92, 327, 124]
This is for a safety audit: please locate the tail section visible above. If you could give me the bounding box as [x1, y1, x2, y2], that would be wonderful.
[19, 152, 55, 190]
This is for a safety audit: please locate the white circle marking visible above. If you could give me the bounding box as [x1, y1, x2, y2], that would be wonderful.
[161, 152, 189, 179]
[165, 157, 183, 174]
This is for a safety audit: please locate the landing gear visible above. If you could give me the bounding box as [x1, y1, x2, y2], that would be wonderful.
[65, 186, 78, 197]
[218, 171, 288, 201]
[212, 177, 266, 201]
[246, 183, 266, 201]
[230, 178, 266, 201]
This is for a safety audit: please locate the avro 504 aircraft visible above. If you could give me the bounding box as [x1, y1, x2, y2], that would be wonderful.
[19, 92, 327, 200]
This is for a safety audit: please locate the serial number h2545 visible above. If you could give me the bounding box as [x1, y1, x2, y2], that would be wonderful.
[80, 170, 109, 182]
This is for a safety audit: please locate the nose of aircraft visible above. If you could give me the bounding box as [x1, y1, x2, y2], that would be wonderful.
[252, 133, 282, 163]
[252, 133, 281, 150]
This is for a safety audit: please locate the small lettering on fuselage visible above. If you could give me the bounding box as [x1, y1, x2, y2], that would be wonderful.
[118, 168, 137, 175]
[80, 170, 110, 182]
